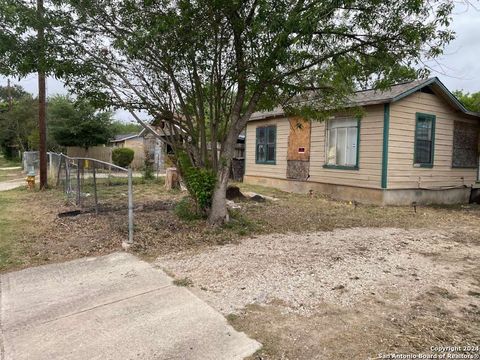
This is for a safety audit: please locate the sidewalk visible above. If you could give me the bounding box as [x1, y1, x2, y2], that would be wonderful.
[0, 178, 27, 191]
[0, 253, 260, 360]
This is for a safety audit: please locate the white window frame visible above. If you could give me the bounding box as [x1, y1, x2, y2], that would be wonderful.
[324, 117, 360, 169]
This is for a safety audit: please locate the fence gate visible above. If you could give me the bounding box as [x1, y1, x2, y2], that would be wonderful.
[48, 152, 134, 246]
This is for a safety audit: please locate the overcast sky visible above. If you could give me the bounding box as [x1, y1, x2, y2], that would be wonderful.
[1, 1, 479, 122]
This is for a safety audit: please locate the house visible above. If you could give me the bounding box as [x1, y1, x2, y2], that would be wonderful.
[139, 128, 166, 173]
[244, 77, 480, 205]
[109, 133, 145, 169]
[67, 131, 163, 171]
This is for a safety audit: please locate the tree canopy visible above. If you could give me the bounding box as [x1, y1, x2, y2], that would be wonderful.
[0, 88, 38, 158]
[453, 90, 480, 113]
[0, 0, 455, 224]
[111, 121, 142, 136]
[49, 95, 113, 149]
[0, 87, 114, 157]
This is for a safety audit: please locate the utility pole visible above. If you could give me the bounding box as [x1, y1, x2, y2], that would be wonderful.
[37, 0, 47, 189]
[7, 79, 13, 111]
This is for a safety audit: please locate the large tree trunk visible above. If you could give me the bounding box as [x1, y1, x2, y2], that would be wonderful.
[207, 131, 237, 225]
[208, 160, 231, 225]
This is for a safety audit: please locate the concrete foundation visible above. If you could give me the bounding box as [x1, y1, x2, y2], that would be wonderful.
[383, 187, 471, 206]
[243, 175, 472, 206]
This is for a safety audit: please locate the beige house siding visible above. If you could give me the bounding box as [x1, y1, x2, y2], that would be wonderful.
[245, 105, 385, 188]
[309, 105, 384, 189]
[66, 146, 112, 163]
[245, 117, 289, 179]
[123, 137, 145, 170]
[388, 92, 478, 189]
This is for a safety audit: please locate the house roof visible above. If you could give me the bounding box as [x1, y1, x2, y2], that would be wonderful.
[249, 77, 480, 121]
[110, 133, 140, 142]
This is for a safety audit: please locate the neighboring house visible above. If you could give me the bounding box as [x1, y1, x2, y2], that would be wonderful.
[245, 77, 480, 205]
[110, 133, 145, 169]
[140, 128, 166, 173]
[66, 130, 166, 171]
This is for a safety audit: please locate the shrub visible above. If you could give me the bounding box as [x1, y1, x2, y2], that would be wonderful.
[143, 159, 154, 180]
[175, 197, 203, 221]
[177, 151, 217, 214]
[112, 147, 134, 168]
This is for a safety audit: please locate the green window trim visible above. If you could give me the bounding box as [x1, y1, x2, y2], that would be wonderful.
[381, 103, 390, 189]
[255, 125, 276, 164]
[323, 117, 361, 170]
[413, 112, 436, 168]
[322, 164, 359, 170]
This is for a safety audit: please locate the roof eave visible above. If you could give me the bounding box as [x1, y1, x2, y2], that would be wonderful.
[110, 134, 140, 142]
[248, 77, 480, 122]
[390, 77, 479, 118]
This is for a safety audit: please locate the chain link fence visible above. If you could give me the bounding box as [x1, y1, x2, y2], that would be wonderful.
[48, 152, 134, 245]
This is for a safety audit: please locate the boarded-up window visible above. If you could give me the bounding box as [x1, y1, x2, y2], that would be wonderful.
[452, 121, 478, 168]
[286, 118, 311, 180]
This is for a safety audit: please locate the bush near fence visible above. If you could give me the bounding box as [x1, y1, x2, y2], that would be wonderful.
[67, 145, 145, 170]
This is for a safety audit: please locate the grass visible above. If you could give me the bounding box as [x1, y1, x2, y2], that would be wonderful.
[1, 177, 480, 273]
[0, 155, 21, 168]
[172, 277, 194, 287]
[0, 188, 35, 271]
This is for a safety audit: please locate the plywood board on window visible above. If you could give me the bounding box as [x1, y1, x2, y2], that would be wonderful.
[287, 118, 311, 161]
[286, 160, 310, 180]
[452, 121, 479, 168]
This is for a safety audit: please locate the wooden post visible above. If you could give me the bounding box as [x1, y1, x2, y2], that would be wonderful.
[165, 167, 179, 190]
[37, 0, 47, 190]
[7, 79, 13, 111]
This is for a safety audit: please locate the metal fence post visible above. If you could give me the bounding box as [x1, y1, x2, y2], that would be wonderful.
[56, 154, 63, 187]
[93, 163, 98, 215]
[128, 167, 133, 244]
[76, 159, 81, 206]
[65, 157, 69, 196]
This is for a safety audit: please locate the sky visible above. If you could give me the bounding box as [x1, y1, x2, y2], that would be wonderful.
[1, 1, 479, 122]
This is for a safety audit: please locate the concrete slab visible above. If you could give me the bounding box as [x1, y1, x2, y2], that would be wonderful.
[0, 167, 22, 171]
[0, 253, 261, 360]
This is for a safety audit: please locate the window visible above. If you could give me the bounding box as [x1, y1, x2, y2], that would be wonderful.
[325, 118, 359, 169]
[414, 113, 436, 167]
[256, 125, 276, 164]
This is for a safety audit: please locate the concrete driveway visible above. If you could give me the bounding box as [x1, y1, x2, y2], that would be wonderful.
[0, 179, 25, 191]
[0, 253, 260, 360]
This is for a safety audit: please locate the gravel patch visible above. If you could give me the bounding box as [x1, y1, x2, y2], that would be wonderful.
[157, 227, 477, 315]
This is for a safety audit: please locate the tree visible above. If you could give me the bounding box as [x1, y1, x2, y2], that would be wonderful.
[0, 84, 29, 111]
[48, 96, 113, 149]
[453, 90, 480, 113]
[1, 0, 455, 224]
[111, 121, 142, 136]
[0, 84, 38, 158]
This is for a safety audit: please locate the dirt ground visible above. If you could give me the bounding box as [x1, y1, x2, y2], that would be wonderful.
[157, 228, 480, 359]
[1, 179, 480, 359]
